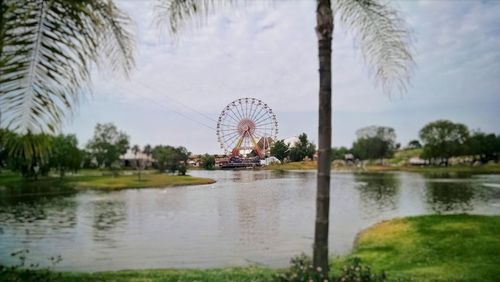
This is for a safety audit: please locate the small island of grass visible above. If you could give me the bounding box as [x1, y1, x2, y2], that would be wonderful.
[0, 171, 215, 191]
[72, 173, 215, 190]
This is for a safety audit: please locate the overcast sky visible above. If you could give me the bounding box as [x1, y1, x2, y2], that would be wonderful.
[62, 0, 500, 154]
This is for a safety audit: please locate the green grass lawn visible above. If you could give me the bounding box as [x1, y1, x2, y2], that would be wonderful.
[265, 160, 500, 174]
[266, 161, 318, 171]
[71, 173, 215, 190]
[55, 268, 276, 282]
[0, 170, 215, 190]
[332, 214, 500, 281]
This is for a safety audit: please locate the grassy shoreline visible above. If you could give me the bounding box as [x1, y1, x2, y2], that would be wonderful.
[332, 214, 500, 281]
[266, 160, 500, 174]
[2, 215, 498, 281]
[0, 171, 215, 191]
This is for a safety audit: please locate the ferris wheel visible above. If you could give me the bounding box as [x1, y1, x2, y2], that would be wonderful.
[216, 98, 278, 158]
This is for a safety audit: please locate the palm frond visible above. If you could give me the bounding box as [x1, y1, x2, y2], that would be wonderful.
[155, 0, 235, 34]
[335, 0, 414, 94]
[0, 0, 135, 134]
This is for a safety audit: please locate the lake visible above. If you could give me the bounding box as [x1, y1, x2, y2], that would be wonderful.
[1, 170, 499, 271]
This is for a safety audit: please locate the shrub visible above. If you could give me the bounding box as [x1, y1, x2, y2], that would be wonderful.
[277, 255, 387, 282]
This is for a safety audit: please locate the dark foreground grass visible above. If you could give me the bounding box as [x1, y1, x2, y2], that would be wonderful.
[332, 214, 500, 281]
[4, 267, 277, 282]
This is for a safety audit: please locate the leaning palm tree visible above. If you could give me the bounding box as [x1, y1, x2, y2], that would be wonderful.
[0, 0, 135, 165]
[158, 0, 413, 276]
[0, 0, 135, 134]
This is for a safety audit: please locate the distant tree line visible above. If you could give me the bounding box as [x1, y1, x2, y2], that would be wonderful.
[0, 122, 192, 179]
[270, 133, 316, 162]
[329, 120, 500, 166]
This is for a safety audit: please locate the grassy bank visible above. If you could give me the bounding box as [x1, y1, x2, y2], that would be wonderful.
[3, 215, 498, 281]
[55, 268, 276, 282]
[266, 161, 318, 171]
[266, 160, 500, 174]
[332, 214, 500, 281]
[0, 171, 215, 191]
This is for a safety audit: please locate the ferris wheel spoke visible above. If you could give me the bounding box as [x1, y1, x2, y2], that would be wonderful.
[234, 102, 245, 120]
[219, 131, 240, 140]
[243, 99, 248, 119]
[218, 128, 239, 132]
[247, 99, 255, 119]
[249, 104, 265, 121]
[224, 134, 241, 149]
[228, 106, 243, 122]
[255, 121, 276, 127]
[224, 111, 240, 124]
[238, 101, 246, 121]
[253, 109, 272, 123]
[254, 116, 270, 126]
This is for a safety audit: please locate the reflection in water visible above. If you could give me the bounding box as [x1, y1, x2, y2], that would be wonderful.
[0, 171, 499, 271]
[91, 200, 127, 243]
[354, 173, 400, 215]
[425, 181, 476, 213]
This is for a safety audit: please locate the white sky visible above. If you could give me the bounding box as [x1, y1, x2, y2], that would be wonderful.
[63, 0, 500, 154]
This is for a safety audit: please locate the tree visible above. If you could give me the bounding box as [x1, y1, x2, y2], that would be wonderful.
[176, 146, 190, 175]
[407, 140, 422, 149]
[351, 126, 397, 161]
[419, 120, 469, 166]
[466, 131, 498, 164]
[86, 123, 130, 170]
[289, 133, 316, 162]
[270, 140, 290, 161]
[143, 144, 152, 158]
[5, 132, 52, 179]
[152, 145, 189, 175]
[131, 144, 143, 180]
[49, 134, 82, 178]
[330, 146, 350, 161]
[200, 154, 216, 170]
[156, 0, 413, 275]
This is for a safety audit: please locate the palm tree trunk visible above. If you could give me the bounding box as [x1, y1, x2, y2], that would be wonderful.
[313, 0, 333, 275]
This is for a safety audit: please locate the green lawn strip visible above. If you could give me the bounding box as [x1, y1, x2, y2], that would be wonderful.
[265, 161, 500, 173]
[70, 173, 215, 190]
[266, 161, 318, 170]
[332, 214, 500, 281]
[0, 172, 215, 190]
[56, 267, 277, 282]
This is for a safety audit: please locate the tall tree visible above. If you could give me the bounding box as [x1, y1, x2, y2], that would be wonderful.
[270, 139, 290, 161]
[289, 133, 316, 162]
[131, 144, 142, 180]
[50, 134, 82, 178]
[419, 120, 469, 166]
[156, 0, 413, 275]
[352, 126, 397, 161]
[86, 123, 130, 170]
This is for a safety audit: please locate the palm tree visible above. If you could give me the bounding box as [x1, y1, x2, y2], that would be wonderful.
[158, 0, 413, 275]
[131, 144, 142, 180]
[0, 0, 135, 134]
[143, 144, 152, 169]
